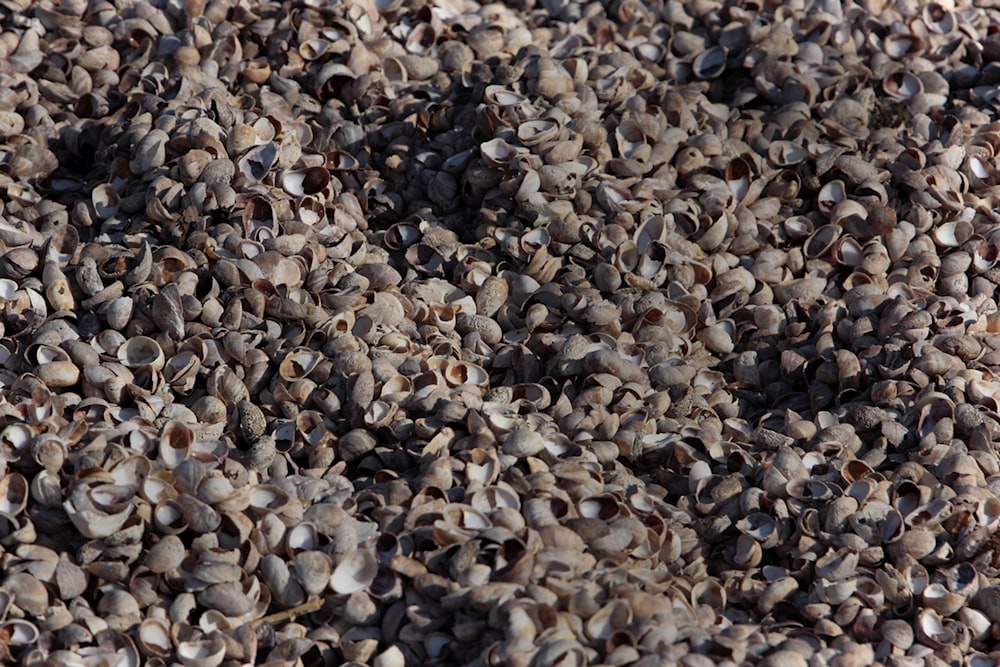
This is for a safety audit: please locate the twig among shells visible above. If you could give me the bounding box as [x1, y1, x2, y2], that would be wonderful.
[250, 597, 325, 630]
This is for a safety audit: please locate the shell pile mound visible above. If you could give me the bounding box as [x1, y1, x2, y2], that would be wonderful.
[7, 0, 1000, 665]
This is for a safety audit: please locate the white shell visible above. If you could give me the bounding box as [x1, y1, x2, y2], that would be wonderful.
[117, 336, 165, 370]
[177, 637, 227, 667]
[330, 548, 378, 594]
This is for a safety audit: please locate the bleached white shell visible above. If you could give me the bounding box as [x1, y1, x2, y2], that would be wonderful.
[330, 548, 378, 594]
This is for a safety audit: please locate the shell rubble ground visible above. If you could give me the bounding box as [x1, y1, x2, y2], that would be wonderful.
[4, 0, 1000, 665]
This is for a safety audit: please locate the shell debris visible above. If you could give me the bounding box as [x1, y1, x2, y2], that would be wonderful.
[3, 0, 1000, 665]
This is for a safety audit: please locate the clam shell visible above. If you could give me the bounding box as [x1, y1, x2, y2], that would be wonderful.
[64, 495, 135, 539]
[692, 46, 727, 80]
[35, 361, 80, 389]
[117, 336, 165, 370]
[0, 473, 27, 516]
[0, 619, 39, 647]
[518, 119, 561, 147]
[480, 138, 521, 167]
[882, 33, 924, 59]
[293, 550, 333, 595]
[502, 427, 546, 458]
[282, 166, 330, 197]
[144, 534, 185, 573]
[442, 361, 489, 387]
[159, 420, 193, 468]
[238, 143, 279, 181]
[152, 500, 191, 535]
[768, 141, 808, 167]
[882, 71, 923, 100]
[330, 548, 378, 594]
[248, 485, 291, 514]
[735, 512, 779, 548]
[279, 347, 324, 381]
[177, 638, 227, 667]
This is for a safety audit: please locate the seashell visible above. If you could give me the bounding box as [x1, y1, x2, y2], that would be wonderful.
[330, 548, 378, 594]
[916, 608, 954, 647]
[279, 347, 324, 381]
[945, 562, 979, 599]
[0, 111, 25, 139]
[42, 260, 74, 311]
[735, 512, 779, 549]
[97, 589, 142, 631]
[152, 500, 191, 535]
[237, 400, 267, 447]
[406, 22, 437, 54]
[117, 336, 165, 370]
[882, 71, 923, 100]
[817, 180, 846, 215]
[768, 141, 808, 167]
[35, 360, 80, 389]
[299, 38, 331, 61]
[974, 585, 1000, 623]
[238, 143, 279, 181]
[0, 619, 39, 647]
[932, 220, 973, 248]
[405, 243, 446, 277]
[881, 33, 924, 60]
[163, 351, 200, 394]
[814, 547, 859, 581]
[0, 247, 39, 280]
[177, 638, 227, 667]
[384, 223, 421, 250]
[261, 553, 306, 608]
[338, 430, 377, 463]
[692, 46, 727, 80]
[0, 279, 18, 302]
[159, 420, 194, 469]
[502, 427, 546, 458]
[0, 473, 28, 516]
[758, 577, 798, 614]
[481, 138, 521, 168]
[732, 534, 762, 569]
[814, 577, 857, 606]
[697, 319, 736, 356]
[530, 639, 588, 667]
[243, 60, 271, 85]
[248, 485, 292, 515]
[4, 571, 47, 616]
[923, 3, 956, 34]
[0, 0, 990, 655]
[382, 56, 409, 83]
[327, 150, 360, 171]
[721, 158, 751, 205]
[282, 166, 330, 197]
[374, 646, 406, 667]
[519, 119, 561, 147]
[0, 216, 40, 247]
[130, 129, 169, 173]
[64, 486, 136, 539]
[923, 583, 966, 616]
[442, 360, 489, 387]
[103, 296, 134, 331]
[198, 581, 257, 617]
[292, 549, 334, 601]
[395, 54, 439, 80]
[144, 534, 185, 573]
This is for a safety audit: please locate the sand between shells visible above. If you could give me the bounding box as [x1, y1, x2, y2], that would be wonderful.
[5, 0, 1000, 665]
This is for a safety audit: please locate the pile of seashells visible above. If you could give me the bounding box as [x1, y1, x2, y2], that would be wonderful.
[7, 0, 1000, 664]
